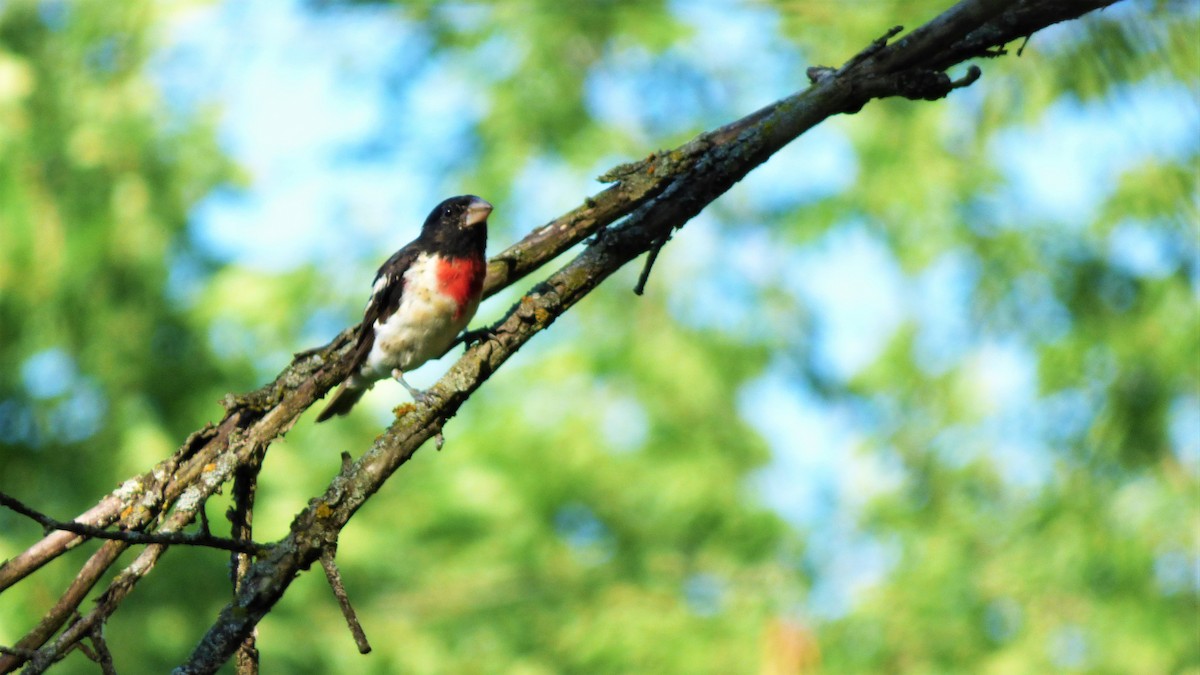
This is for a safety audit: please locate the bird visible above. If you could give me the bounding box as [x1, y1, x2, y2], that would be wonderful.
[316, 195, 491, 422]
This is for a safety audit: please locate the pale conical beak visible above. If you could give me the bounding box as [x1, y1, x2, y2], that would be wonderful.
[465, 198, 493, 227]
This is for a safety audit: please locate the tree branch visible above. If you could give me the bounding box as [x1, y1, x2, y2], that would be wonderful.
[230, 448, 266, 675]
[0, 423, 212, 592]
[320, 546, 372, 655]
[0, 492, 268, 556]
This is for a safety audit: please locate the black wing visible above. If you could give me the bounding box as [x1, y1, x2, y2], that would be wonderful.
[345, 242, 421, 374]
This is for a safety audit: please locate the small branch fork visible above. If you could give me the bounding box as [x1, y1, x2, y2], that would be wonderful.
[79, 624, 117, 675]
[0, 1, 1122, 672]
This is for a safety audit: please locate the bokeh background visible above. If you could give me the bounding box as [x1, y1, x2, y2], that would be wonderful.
[1, 0, 1197, 672]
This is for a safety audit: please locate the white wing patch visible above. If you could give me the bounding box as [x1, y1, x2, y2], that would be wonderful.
[369, 273, 390, 304]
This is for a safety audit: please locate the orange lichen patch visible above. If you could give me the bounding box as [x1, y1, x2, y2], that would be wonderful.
[393, 403, 417, 416]
[315, 502, 333, 519]
[203, 463, 217, 472]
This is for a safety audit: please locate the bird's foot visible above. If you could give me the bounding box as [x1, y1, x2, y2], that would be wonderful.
[392, 369, 434, 405]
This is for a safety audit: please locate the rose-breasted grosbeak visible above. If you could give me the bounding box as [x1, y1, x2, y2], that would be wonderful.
[316, 195, 491, 422]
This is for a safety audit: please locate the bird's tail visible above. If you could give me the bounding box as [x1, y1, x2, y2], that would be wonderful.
[316, 382, 367, 423]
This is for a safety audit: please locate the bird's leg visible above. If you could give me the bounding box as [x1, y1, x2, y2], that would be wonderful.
[392, 369, 432, 404]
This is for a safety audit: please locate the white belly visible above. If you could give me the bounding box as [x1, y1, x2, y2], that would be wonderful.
[359, 253, 479, 381]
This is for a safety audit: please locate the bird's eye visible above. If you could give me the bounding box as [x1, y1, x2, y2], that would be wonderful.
[443, 207, 452, 217]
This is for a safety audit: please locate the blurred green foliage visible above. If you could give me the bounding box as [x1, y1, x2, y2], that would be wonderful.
[1, 0, 1197, 673]
[0, 0, 233, 519]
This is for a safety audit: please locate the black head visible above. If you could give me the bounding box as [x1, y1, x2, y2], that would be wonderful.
[420, 195, 491, 257]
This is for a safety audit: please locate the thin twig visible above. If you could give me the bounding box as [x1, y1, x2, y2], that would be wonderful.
[0, 491, 267, 556]
[87, 624, 118, 675]
[320, 549, 371, 655]
[3, 391, 310, 670]
[13, 459, 269, 674]
[230, 448, 265, 675]
[0, 540, 130, 673]
[0, 426, 201, 593]
[24, 542, 169, 674]
[633, 234, 671, 296]
[840, 24, 905, 74]
[76, 641, 98, 665]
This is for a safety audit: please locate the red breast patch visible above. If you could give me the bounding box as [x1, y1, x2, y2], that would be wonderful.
[436, 256, 486, 318]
